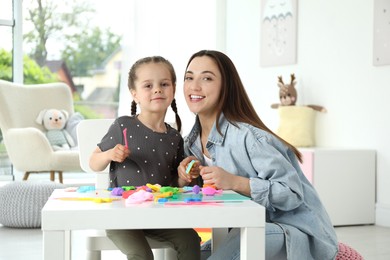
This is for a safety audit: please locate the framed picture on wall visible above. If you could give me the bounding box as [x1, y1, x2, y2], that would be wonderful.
[260, 0, 298, 67]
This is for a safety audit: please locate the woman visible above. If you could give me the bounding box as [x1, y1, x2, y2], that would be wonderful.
[178, 50, 338, 260]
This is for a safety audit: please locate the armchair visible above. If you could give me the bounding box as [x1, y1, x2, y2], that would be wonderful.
[0, 80, 82, 183]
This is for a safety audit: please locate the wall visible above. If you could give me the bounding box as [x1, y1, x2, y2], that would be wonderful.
[118, 0, 390, 226]
[225, 0, 390, 226]
[118, 0, 225, 132]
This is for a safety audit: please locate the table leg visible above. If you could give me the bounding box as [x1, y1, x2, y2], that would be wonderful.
[43, 230, 71, 260]
[211, 228, 228, 252]
[240, 227, 264, 260]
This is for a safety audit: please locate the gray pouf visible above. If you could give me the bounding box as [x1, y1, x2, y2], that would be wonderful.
[0, 181, 65, 228]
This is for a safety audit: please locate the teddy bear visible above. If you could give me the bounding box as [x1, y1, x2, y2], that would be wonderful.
[271, 74, 327, 112]
[36, 109, 75, 151]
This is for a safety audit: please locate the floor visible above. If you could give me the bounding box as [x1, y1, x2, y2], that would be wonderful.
[1, 172, 390, 260]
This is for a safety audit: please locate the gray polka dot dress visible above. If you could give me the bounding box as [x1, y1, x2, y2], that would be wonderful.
[97, 116, 184, 188]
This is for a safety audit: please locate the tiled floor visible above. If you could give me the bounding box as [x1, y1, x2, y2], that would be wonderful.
[334, 225, 390, 260]
[1, 172, 390, 259]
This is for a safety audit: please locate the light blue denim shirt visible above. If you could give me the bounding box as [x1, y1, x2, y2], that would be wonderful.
[184, 114, 338, 260]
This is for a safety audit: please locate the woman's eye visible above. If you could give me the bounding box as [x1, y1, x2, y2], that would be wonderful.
[202, 77, 212, 81]
[184, 76, 192, 81]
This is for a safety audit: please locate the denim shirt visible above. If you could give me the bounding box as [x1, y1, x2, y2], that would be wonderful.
[184, 114, 338, 260]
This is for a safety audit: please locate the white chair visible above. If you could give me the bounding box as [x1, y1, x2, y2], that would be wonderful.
[76, 119, 176, 260]
[0, 80, 82, 183]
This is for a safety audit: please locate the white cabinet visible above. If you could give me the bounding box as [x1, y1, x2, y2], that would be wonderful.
[299, 148, 376, 226]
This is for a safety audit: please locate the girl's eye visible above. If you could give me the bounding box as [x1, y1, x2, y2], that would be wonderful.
[161, 82, 171, 87]
[144, 84, 152, 89]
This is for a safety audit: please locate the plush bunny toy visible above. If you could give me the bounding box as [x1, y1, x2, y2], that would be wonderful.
[36, 109, 75, 151]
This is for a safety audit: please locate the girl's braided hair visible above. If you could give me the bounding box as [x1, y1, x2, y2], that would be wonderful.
[129, 56, 181, 132]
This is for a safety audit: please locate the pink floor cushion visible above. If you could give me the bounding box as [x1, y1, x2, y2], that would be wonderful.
[336, 242, 364, 260]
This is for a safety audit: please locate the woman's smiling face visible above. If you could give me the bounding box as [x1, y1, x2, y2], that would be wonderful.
[183, 56, 222, 118]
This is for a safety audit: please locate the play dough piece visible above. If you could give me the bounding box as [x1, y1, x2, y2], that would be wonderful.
[186, 160, 196, 174]
[193, 185, 200, 194]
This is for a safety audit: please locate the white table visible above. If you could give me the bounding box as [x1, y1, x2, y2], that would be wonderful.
[42, 189, 265, 260]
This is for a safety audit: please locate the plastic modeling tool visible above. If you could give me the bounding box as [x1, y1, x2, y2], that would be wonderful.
[56, 197, 120, 203]
[123, 128, 128, 148]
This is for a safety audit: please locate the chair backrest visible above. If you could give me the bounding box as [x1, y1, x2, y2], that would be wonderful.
[76, 119, 114, 189]
[0, 80, 74, 132]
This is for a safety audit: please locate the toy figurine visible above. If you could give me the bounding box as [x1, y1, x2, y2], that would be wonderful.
[271, 74, 327, 113]
[36, 109, 75, 150]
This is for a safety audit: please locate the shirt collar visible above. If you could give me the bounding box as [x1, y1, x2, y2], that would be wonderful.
[208, 113, 229, 145]
[187, 113, 230, 146]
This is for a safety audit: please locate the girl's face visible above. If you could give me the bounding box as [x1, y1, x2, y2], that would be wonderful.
[132, 63, 175, 114]
[183, 56, 222, 118]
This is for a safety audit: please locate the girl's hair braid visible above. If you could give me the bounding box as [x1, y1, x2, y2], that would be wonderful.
[170, 98, 181, 132]
[131, 100, 137, 116]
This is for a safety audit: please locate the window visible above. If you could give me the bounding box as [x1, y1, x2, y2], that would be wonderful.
[0, 0, 23, 83]
[20, 1, 123, 119]
[0, 0, 14, 81]
[0, 0, 12, 20]
[0, 0, 22, 180]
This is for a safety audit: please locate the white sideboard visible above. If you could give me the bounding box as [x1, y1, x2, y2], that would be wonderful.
[298, 148, 376, 226]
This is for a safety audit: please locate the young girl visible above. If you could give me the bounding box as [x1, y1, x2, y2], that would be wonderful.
[178, 50, 338, 260]
[89, 56, 200, 260]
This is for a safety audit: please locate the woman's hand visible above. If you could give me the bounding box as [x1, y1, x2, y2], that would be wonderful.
[199, 166, 234, 189]
[178, 156, 200, 185]
[200, 166, 251, 196]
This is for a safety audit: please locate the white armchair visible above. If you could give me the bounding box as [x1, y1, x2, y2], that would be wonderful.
[0, 79, 82, 183]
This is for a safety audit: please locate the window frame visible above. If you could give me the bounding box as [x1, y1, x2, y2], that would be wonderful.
[0, 0, 23, 83]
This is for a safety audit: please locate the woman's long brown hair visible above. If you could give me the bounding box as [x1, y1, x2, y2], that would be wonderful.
[185, 50, 302, 162]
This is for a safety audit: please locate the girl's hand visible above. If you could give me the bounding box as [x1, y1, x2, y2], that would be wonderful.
[109, 144, 130, 163]
[178, 156, 200, 185]
[89, 144, 130, 172]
